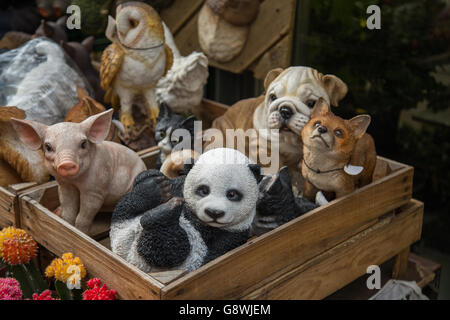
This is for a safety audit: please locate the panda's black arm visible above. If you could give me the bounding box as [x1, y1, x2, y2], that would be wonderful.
[138, 198, 190, 269]
[112, 170, 172, 223]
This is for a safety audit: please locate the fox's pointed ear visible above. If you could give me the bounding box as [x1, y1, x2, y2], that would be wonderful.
[264, 68, 284, 91]
[349, 115, 371, 139]
[311, 98, 331, 118]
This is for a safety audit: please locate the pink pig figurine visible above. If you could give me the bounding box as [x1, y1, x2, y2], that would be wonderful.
[11, 109, 146, 235]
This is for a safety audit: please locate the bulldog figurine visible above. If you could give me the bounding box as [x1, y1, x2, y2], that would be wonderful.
[208, 66, 348, 194]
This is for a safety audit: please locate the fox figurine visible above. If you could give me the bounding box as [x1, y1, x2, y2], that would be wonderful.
[301, 98, 376, 202]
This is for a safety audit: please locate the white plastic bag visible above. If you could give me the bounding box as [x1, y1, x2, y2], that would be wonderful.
[370, 279, 429, 300]
[0, 37, 93, 125]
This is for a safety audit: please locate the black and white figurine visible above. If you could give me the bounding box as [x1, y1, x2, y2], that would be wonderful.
[110, 148, 260, 273]
[154, 103, 196, 169]
[253, 166, 318, 236]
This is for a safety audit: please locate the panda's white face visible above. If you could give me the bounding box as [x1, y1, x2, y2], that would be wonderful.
[183, 149, 259, 232]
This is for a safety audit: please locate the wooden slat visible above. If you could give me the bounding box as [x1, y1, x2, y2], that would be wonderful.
[137, 145, 160, 169]
[0, 186, 15, 227]
[392, 246, 411, 279]
[250, 34, 292, 80]
[19, 195, 164, 300]
[160, 0, 205, 35]
[162, 164, 414, 299]
[242, 200, 423, 299]
[192, 98, 229, 129]
[174, 0, 297, 74]
[150, 270, 187, 285]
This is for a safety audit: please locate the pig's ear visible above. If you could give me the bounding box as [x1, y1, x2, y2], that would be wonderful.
[10, 118, 47, 150]
[82, 109, 113, 143]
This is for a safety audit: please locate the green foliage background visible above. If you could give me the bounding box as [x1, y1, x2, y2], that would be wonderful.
[297, 0, 449, 251]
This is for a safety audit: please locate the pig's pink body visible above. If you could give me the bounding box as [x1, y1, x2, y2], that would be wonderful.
[50, 141, 145, 208]
[11, 109, 146, 235]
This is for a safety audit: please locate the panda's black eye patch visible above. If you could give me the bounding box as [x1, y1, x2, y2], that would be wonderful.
[196, 185, 210, 197]
[226, 189, 242, 202]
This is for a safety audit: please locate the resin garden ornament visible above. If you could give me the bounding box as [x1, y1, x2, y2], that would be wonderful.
[11, 109, 146, 235]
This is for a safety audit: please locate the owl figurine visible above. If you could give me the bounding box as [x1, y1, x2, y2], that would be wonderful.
[100, 1, 173, 134]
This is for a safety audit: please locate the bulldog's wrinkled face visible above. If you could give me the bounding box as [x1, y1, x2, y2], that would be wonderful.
[265, 67, 333, 137]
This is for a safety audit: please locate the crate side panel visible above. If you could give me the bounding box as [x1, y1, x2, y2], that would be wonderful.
[0, 187, 16, 227]
[243, 200, 424, 299]
[162, 166, 413, 299]
[19, 196, 162, 300]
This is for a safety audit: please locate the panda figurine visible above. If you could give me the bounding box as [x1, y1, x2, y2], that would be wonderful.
[110, 148, 261, 273]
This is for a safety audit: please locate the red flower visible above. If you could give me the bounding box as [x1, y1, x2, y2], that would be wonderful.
[32, 290, 56, 300]
[83, 278, 117, 300]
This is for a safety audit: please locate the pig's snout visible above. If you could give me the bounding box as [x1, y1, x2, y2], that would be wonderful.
[57, 161, 79, 177]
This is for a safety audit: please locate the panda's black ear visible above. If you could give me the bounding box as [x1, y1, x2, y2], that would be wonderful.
[249, 164, 262, 183]
[183, 158, 196, 175]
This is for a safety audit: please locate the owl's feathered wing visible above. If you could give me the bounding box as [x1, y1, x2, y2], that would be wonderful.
[100, 43, 124, 110]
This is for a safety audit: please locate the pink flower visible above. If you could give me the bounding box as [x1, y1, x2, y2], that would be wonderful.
[0, 278, 22, 300]
[83, 278, 117, 300]
[32, 290, 56, 300]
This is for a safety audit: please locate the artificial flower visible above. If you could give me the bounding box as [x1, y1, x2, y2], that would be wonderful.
[32, 289, 57, 300]
[0, 227, 38, 265]
[0, 277, 22, 300]
[83, 278, 117, 300]
[45, 252, 86, 283]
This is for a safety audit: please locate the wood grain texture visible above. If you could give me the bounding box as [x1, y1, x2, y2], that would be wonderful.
[160, 0, 205, 35]
[19, 195, 164, 300]
[150, 270, 187, 285]
[392, 246, 411, 279]
[250, 34, 292, 80]
[162, 161, 413, 299]
[192, 98, 228, 129]
[242, 200, 423, 299]
[0, 186, 15, 227]
[174, 0, 296, 74]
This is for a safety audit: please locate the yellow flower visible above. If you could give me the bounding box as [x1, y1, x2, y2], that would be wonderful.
[45, 252, 86, 283]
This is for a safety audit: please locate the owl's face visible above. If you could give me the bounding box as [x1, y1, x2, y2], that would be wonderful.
[116, 2, 165, 49]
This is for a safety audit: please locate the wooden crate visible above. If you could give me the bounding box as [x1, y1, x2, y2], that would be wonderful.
[16, 148, 420, 299]
[0, 99, 227, 230]
[160, 0, 297, 78]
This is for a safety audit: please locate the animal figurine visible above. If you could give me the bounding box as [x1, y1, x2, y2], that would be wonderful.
[110, 148, 260, 273]
[0, 16, 69, 51]
[34, 16, 69, 43]
[207, 66, 348, 194]
[253, 166, 317, 236]
[160, 149, 200, 179]
[156, 50, 209, 114]
[0, 38, 92, 125]
[155, 103, 196, 168]
[0, 106, 49, 187]
[65, 87, 121, 144]
[198, 0, 260, 62]
[10, 109, 147, 235]
[301, 98, 377, 202]
[36, 0, 71, 18]
[100, 1, 174, 135]
[60, 37, 105, 103]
